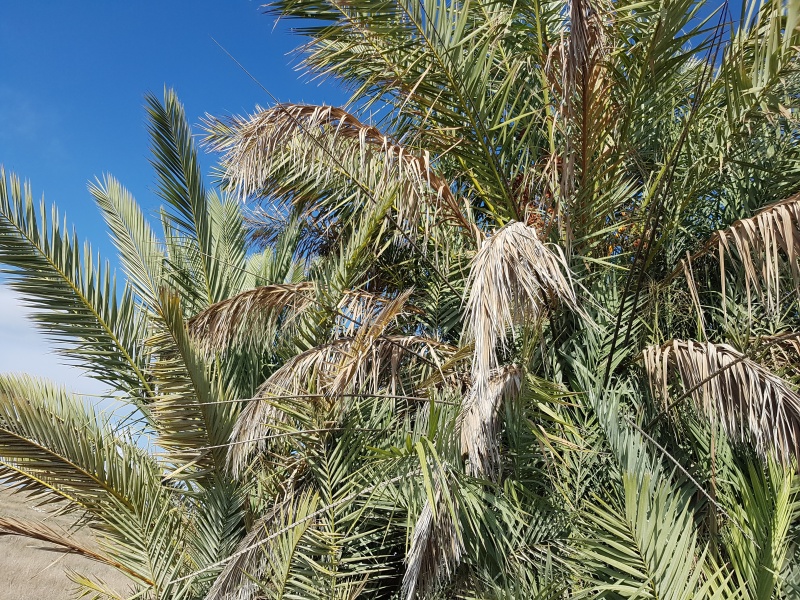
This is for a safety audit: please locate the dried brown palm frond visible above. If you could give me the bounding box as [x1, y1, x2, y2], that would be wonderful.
[187, 282, 315, 351]
[0, 516, 148, 583]
[331, 289, 414, 391]
[229, 334, 455, 475]
[402, 488, 463, 600]
[334, 288, 419, 338]
[202, 104, 471, 232]
[718, 195, 800, 313]
[258, 294, 424, 399]
[685, 193, 800, 314]
[545, 0, 615, 246]
[466, 221, 578, 384]
[643, 340, 800, 464]
[460, 364, 522, 478]
[757, 333, 800, 382]
[188, 284, 418, 353]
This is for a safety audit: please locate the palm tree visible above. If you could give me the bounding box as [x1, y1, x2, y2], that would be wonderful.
[196, 0, 800, 596]
[2, 0, 800, 598]
[0, 90, 308, 599]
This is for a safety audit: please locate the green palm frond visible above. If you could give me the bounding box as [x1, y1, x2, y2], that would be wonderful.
[0, 375, 197, 594]
[0, 170, 150, 396]
[581, 471, 706, 599]
[148, 287, 238, 473]
[721, 460, 799, 600]
[90, 174, 166, 316]
[147, 90, 242, 308]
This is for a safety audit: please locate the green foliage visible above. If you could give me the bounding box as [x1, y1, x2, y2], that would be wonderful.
[2, 0, 800, 598]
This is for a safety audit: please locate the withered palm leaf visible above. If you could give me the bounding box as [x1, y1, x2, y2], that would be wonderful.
[187, 282, 315, 351]
[203, 104, 469, 231]
[228, 334, 453, 475]
[643, 340, 800, 464]
[0, 516, 147, 583]
[707, 193, 800, 314]
[459, 364, 522, 478]
[466, 221, 578, 384]
[402, 488, 463, 600]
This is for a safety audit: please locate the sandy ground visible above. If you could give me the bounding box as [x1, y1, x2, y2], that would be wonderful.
[0, 487, 132, 600]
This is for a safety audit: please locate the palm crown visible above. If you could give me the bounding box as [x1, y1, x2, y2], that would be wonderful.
[1, 0, 800, 598]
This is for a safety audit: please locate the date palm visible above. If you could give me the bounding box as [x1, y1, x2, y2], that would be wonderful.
[1, 0, 800, 598]
[199, 0, 800, 597]
[0, 91, 301, 599]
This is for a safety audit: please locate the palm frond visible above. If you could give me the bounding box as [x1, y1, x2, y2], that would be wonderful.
[466, 221, 578, 384]
[228, 334, 453, 476]
[643, 340, 800, 464]
[0, 169, 150, 396]
[0, 516, 144, 582]
[148, 287, 238, 473]
[711, 194, 800, 314]
[0, 375, 194, 594]
[402, 487, 463, 600]
[0, 375, 156, 513]
[147, 90, 242, 307]
[581, 472, 707, 599]
[207, 489, 319, 600]
[460, 364, 522, 478]
[721, 460, 798, 599]
[187, 282, 315, 351]
[90, 175, 166, 316]
[204, 104, 470, 233]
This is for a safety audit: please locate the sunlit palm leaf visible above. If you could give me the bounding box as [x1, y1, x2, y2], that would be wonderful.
[644, 340, 800, 464]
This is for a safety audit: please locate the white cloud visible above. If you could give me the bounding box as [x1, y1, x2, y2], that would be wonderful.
[0, 284, 108, 396]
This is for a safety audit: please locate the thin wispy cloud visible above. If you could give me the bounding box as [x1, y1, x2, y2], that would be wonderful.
[0, 284, 107, 396]
[0, 86, 66, 161]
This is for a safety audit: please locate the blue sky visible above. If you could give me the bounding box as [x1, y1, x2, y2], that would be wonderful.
[0, 1, 345, 393]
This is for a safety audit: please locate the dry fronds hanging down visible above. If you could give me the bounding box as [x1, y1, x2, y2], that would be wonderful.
[187, 282, 315, 350]
[402, 488, 463, 600]
[466, 221, 578, 382]
[460, 365, 522, 478]
[0, 516, 97, 558]
[188, 284, 418, 352]
[334, 289, 419, 338]
[331, 289, 414, 392]
[544, 0, 614, 244]
[228, 334, 454, 475]
[643, 340, 800, 464]
[203, 104, 470, 231]
[706, 194, 800, 314]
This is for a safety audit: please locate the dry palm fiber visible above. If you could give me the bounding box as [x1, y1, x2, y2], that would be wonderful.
[643, 340, 800, 464]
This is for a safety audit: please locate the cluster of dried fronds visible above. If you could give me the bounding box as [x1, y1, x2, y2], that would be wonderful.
[402, 488, 463, 600]
[203, 104, 469, 232]
[466, 221, 578, 381]
[188, 282, 314, 350]
[229, 334, 454, 475]
[459, 364, 522, 477]
[644, 340, 800, 464]
[712, 194, 800, 314]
